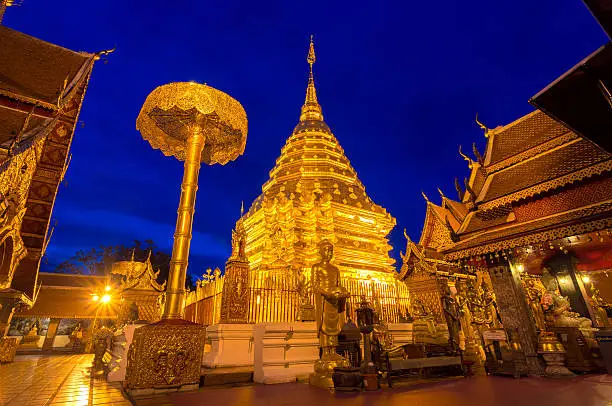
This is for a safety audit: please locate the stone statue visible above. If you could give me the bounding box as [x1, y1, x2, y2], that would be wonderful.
[309, 240, 351, 388]
[540, 269, 592, 329]
[441, 283, 462, 352]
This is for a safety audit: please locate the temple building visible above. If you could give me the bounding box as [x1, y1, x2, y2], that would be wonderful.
[402, 107, 611, 376]
[0, 22, 108, 362]
[185, 40, 410, 325]
[6, 257, 164, 353]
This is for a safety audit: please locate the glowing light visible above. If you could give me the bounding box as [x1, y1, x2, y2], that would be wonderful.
[256, 295, 261, 305]
[582, 275, 590, 284]
[101, 294, 111, 304]
[92, 295, 99, 302]
[516, 264, 524, 273]
[105, 285, 111, 292]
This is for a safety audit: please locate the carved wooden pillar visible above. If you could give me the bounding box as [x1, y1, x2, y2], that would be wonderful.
[488, 261, 544, 376]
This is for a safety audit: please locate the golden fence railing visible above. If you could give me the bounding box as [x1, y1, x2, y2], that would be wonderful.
[185, 268, 411, 325]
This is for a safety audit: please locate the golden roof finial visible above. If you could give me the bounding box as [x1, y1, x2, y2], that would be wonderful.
[458, 145, 474, 169]
[421, 190, 430, 202]
[300, 35, 323, 122]
[475, 112, 490, 138]
[307, 35, 316, 73]
[240, 200, 244, 217]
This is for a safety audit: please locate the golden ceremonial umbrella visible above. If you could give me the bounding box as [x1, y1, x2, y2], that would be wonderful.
[136, 82, 247, 319]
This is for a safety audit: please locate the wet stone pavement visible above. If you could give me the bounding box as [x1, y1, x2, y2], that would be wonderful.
[0, 354, 131, 406]
[2, 354, 612, 406]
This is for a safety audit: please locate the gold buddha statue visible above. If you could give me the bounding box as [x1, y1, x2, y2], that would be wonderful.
[309, 240, 351, 389]
[589, 285, 609, 328]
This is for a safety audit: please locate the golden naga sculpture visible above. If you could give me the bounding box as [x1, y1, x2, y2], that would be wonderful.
[310, 240, 350, 389]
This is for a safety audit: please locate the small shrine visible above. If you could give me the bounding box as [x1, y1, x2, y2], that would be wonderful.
[110, 253, 166, 325]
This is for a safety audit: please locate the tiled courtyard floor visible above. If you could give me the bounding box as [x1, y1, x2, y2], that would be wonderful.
[0, 354, 131, 406]
[162, 374, 612, 406]
[2, 354, 612, 406]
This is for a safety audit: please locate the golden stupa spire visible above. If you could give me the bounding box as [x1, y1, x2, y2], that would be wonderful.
[300, 35, 324, 122]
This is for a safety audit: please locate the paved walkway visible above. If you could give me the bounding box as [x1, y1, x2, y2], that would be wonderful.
[2, 354, 612, 406]
[0, 354, 131, 406]
[163, 375, 612, 406]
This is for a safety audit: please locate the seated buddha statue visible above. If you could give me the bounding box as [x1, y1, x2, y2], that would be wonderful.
[540, 269, 592, 330]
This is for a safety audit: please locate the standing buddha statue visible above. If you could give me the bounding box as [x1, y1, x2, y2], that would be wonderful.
[309, 240, 351, 389]
[441, 283, 462, 352]
[589, 285, 609, 328]
[524, 278, 547, 332]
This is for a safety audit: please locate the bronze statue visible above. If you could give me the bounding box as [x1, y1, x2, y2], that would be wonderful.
[441, 283, 461, 352]
[311, 240, 350, 349]
[481, 281, 502, 328]
[309, 240, 351, 388]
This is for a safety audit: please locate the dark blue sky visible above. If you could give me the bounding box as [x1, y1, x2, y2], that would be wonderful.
[5, 0, 607, 277]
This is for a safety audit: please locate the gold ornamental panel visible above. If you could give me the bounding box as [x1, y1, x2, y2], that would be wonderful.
[125, 320, 206, 390]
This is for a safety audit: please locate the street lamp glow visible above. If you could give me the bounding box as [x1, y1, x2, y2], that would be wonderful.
[92, 294, 100, 302]
[582, 275, 590, 284]
[101, 294, 111, 304]
[516, 264, 525, 272]
[105, 285, 111, 292]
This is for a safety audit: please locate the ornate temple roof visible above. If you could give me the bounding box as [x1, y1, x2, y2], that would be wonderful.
[15, 273, 117, 319]
[0, 25, 95, 107]
[0, 25, 101, 297]
[418, 109, 612, 260]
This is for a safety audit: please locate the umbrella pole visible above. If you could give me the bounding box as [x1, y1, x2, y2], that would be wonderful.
[162, 126, 205, 319]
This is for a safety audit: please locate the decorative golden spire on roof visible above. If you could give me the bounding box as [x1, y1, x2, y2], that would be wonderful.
[300, 35, 324, 122]
[475, 112, 490, 138]
[0, 1, 24, 25]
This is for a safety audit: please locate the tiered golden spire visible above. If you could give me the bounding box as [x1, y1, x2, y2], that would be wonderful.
[300, 35, 324, 122]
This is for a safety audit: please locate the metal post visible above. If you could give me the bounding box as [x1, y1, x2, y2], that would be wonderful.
[163, 127, 205, 319]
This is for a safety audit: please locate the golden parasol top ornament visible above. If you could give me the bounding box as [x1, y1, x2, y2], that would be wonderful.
[136, 82, 248, 319]
[136, 82, 248, 165]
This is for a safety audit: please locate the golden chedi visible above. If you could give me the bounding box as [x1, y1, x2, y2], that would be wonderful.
[239, 38, 409, 323]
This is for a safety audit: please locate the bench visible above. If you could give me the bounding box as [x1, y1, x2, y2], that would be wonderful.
[384, 344, 463, 387]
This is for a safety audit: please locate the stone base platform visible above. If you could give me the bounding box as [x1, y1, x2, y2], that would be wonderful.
[253, 322, 319, 384]
[202, 323, 254, 368]
[200, 365, 254, 386]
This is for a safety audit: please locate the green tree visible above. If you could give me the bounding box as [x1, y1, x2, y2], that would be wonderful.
[55, 240, 184, 287]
